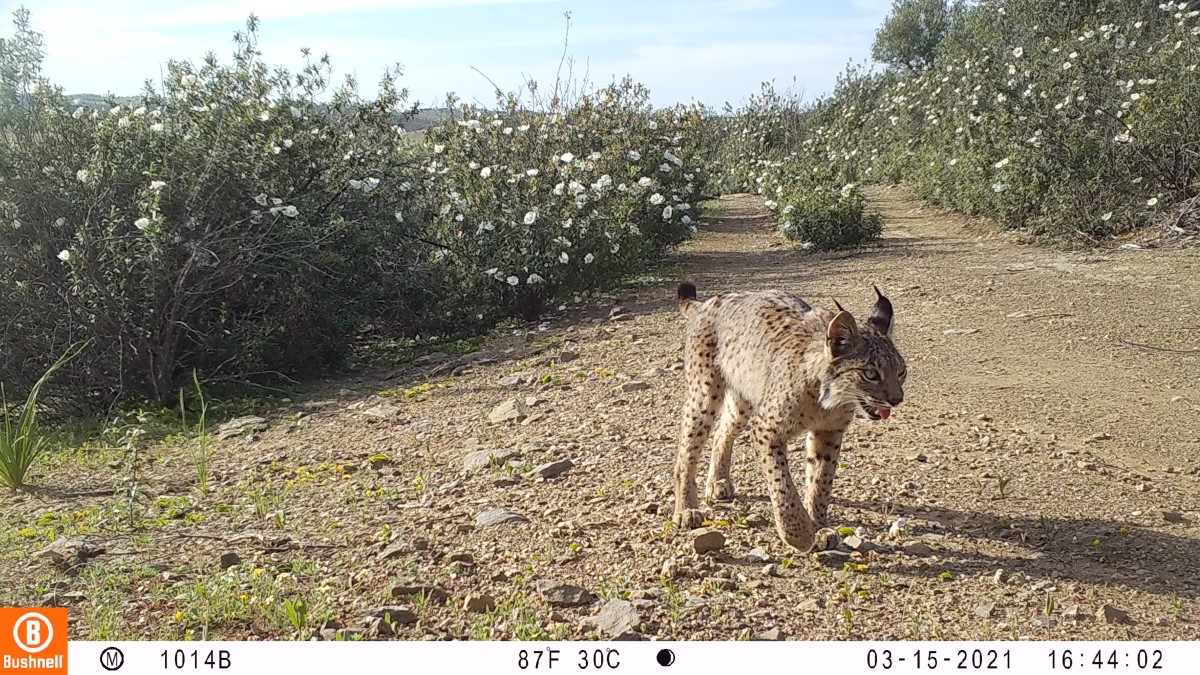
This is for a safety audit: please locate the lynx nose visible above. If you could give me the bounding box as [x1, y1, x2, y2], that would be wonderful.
[886, 390, 904, 407]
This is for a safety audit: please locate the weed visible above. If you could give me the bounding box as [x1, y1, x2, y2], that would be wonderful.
[0, 342, 86, 490]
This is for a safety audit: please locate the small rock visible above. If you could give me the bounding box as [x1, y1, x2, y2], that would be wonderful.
[608, 306, 629, 319]
[992, 569, 1006, 585]
[360, 404, 401, 420]
[462, 594, 496, 613]
[1077, 461, 1097, 471]
[390, 582, 448, 604]
[704, 577, 736, 592]
[365, 606, 418, 625]
[218, 552, 241, 570]
[378, 540, 416, 560]
[525, 396, 546, 408]
[943, 328, 979, 336]
[690, 528, 726, 554]
[620, 381, 651, 393]
[476, 508, 528, 528]
[1160, 510, 1191, 525]
[661, 557, 682, 580]
[216, 416, 268, 440]
[1087, 432, 1112, 443]
[638, 502, 659, 515]
[586, 599, 640, 637]
[887, 518, 909, 539]
[762, 564, 778, 577]
[527, 459, 574, 480]
[642, 367, 669, 378]
[796, 598, 823, 612]
[462, 448, 519, 472]
[745, 513, 770, 528]
[38, 538, 104, 570]
[558, 350, 579, 363]
[413, 352, 451, 366]
[445, 552, 474, 564]
[812, 549, 851, 567]
[973, 603, 994, 618]
[908, 453, 928, 462]
[534, 580, 594, 607]
[902, 542, 933, 556]
[498, 374, 526, 388]
[754, 628, 785, 641]
[745, 547, 771, 564]
[1097, 604, 1131, 624]
[487, 399, 528, 424]
[1062, 604, 1083, 621]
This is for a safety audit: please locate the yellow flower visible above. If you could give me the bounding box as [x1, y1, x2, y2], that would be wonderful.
[240, 594, 249, 603]
[175, 611, 184, 621]
[1092, 539, 1101, 547]
[252, 568, 265, 576]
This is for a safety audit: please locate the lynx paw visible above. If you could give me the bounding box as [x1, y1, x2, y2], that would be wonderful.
[812, 527, 842, 552]
[704, 479, 737, 502]
[672, 508, 707, 530]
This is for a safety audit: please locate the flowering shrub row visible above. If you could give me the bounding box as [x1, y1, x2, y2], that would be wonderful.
[719, 0, 1200, 243]
[0, 12, 710, 408]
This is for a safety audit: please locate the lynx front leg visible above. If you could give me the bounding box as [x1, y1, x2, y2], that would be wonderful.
[804, 429, 845, 549]
[704, 392, 750, 502]
[671, 375, 726, 530]
[748, 410, 820, 552]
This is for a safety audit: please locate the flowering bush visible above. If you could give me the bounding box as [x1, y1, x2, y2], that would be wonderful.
[416, 80, 709, 322]
[721, 0, 1200, 242]
[1, 11, 714, 409]
[1, 12, 438, 405]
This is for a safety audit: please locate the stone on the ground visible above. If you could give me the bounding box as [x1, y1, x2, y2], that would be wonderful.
[360, 404, 401, 420]
[390, 581, 449, 604]
[413, 352, 451, 366]
[619, 381, 651, 393]
[585, 599, 640, 637]
[887, 517, 908, 538]
[812, 549, 852, 567]
[475, 507, 528, 528]
[973, 603, 994, 618]
[902, 541, 933, 556]
[487, 399, 528, 423]
[754, 628, 785, 641]
[534, 579, 594, 607]
[462, 448, 519, 472]
[1097, 604, 1131, 624]
[498, 374, 525, 388]
[1160, 510, 1190, 525]
[218, 552, 241, 570]
[745, 547, 771, 564]
[216, 415, 268, 439]
[38, 537, 104, 570]
[558, 350, 579, 363]
[462, 593, 496, 613]
[690, 528, 726, 554]
[527, 459, 574, 479]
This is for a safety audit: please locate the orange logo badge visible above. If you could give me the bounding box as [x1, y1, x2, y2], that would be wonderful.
[0, 608, 67, 673]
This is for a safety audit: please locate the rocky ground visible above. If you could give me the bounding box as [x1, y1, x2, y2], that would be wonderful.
[2, 186, 1198, 641]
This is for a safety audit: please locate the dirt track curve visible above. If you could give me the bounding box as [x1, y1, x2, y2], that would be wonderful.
[3, 186, 1198, 641]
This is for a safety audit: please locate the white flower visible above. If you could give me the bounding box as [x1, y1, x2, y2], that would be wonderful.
[628, 150, 641, 161]
[526, 169, 539, 177]
[468, 161, 480, 170]
[506, 275, 520, 286]
[1101, 211, 1113, 221]
[72, 106, 87, 119]
[480, 167, 492, 178]
[364, 177, 380, 192]
[76, 169, 90, 183]
[528, 273, 545, 284]
[433, 144, 445, 154]
[658, 163, 672, 173]
[681, 215, 692, 225]
[1147, 197, 1159, 206]
[662, 206, 674, 220]
[1012, 47, 1024, 58]
[283, 139, 293, 149]
[560, 152, 575, 163]
[1063, 62, 1072, 70]
[348, 179, 363, 190]
[149, 180, 167, 191]
[259, 111, 270, 121]
[117, 117, 131, 128]
[255, 193, 268, 206]
[611, 243, 620, 254]
[524, 211, 538, 225]
[400, 181, 412, 192]
[992, 182, 1008, 193]
[150, 122, 164, 132]
[518, 124, 530, 132]
[290, 106, 302, 118]
[584, 253, 595, 264]
[57, 249, 71, 262]
[559, 252, 569, 264]
[133, 106, 146, 117]
[283, 205, 299, 217]
[993, 158, 1010, 169]
[649, 193, 665, 205]
[134, 217, 151, 230]
[637, 177, 652, 187]
[181, 74, 197, 87]
[677, 203, 690, 211]
[394, 211, 404, 223]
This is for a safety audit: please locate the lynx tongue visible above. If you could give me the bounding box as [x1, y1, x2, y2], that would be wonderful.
[878, 407, 892, 420]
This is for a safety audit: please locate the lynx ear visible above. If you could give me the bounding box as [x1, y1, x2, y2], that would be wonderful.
[866, 285, 894, 336]
[826, 306, 859, 358]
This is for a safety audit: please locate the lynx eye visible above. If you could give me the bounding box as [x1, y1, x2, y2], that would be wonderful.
[862, 368, 881, 382]
[899, 368, 908, 380]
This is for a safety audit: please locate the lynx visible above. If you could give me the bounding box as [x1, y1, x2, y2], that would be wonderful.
[671, 282, 907, 552]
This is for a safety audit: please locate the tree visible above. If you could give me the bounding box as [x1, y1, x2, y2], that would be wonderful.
[871, 0, 951, 74]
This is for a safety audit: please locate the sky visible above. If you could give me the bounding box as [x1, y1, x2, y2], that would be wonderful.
[11, 0, 893, 108]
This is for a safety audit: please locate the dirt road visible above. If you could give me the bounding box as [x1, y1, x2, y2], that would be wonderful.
[4, 187, 1198, 640]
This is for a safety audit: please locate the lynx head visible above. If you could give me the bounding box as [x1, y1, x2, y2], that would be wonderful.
[817, 286, 907, 421]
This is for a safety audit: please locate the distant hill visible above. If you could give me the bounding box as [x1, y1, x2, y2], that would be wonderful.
[65, 93, 454, 132]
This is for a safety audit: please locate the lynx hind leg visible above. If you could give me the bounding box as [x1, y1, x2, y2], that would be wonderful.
[671, 337, 725, 530]
[704, 391, 751, 502]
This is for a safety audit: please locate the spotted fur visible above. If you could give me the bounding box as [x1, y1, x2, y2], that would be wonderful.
[671, 282, 908, 552]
